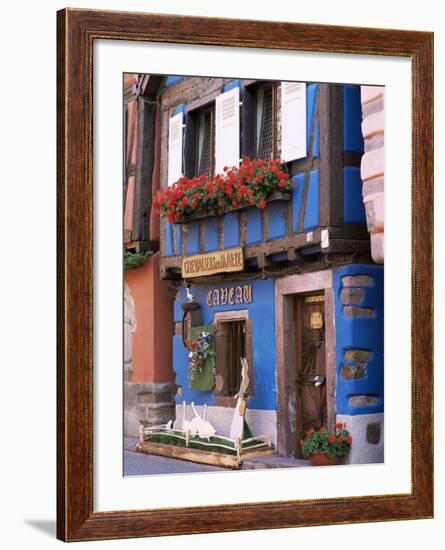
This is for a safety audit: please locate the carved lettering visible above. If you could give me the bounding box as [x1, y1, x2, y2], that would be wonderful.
[221, 288, 228, 305]
[228, 288, 235, 304]
[235, 286, 243, 304]
[206, 284, 253, 308]
[243, 285, 252, 303]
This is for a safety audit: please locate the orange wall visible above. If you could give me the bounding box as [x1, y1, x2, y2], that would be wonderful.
[124, 252, 176, 383]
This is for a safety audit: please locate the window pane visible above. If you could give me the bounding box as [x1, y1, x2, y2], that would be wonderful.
[197, 109, 213, 177]
[257, 86, 274, 161]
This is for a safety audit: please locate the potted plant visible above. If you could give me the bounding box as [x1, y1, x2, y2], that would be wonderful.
[299, 423, 352, 466]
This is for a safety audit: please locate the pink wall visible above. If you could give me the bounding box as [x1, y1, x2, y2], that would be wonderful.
[125, 252, 176, 383]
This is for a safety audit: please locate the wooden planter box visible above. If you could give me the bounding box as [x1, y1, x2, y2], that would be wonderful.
[136, 440, 276, 469]
[137, 425, 276, 469]
[173, 191, 291, 225]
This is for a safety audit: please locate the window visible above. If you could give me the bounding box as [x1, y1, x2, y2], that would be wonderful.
[215, 316, 253, 401]
[196, 106, 214, 177]
[242, 82, 276, 162]
[183, 104, 216, 179]
[255, 85, 274, 161]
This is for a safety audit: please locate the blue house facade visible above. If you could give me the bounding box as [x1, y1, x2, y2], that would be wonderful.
[156, 76, 383, 464]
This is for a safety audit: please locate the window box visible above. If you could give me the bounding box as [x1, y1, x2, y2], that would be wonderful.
[172, 191, 291, 225]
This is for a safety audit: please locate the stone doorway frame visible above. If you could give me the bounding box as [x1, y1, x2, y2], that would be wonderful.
[275, 270, 337, 456]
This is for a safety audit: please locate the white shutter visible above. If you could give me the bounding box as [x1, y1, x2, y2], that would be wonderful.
[215, 87, 240, 174]
[167, 112, 183, 185]
[281, 82, 307, 162]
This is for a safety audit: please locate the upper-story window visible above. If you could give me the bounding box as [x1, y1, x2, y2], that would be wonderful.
[195, 106, 215, 178]
[242, 81, 276, 162]
[255, 84, 274, 161]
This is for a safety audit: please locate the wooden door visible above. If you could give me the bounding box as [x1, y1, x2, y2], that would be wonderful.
[295, 294, 327, 454]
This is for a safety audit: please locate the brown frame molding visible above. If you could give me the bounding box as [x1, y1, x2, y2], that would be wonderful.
[57, 8, 433, 542]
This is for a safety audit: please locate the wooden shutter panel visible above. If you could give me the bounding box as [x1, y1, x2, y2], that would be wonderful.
[167, 111, 183, 185]
[281, 81, 307, 162]
[215, 322, 229, 396]
[215, 87, 240, 174]
[244, 320, 254, 396]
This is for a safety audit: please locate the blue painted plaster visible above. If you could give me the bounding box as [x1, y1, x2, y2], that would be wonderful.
[165, 222, 174, 256]
[174, 102, 185, 115]
[343, 85, 364, 154]
[204, 218, 219, 252]
[186, 221, 201, 255]
[246, 207, 263, 245]
[292, 173, 305, 232]
[166, 76, 184, 87]
[223, 212, 240, 248]
[224, 80, 242, 92]
[333, 264, 384, 416]
[173, 279, 277, 410]
[307, 84, 319, 158]
[267, 202, 287, 240]
[344, 167, 366, 224]
[303, 170, 320, 231]
[175, 225, 182, 255]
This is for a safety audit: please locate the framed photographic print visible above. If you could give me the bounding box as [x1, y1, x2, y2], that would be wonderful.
[57, 8, 433, 542]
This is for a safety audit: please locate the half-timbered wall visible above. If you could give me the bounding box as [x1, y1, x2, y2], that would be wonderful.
[159, 77, 368, 278]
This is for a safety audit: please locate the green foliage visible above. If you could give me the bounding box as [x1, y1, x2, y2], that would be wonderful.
[300, 423, 353, 459]
[123, 250, 153, 270]
[148, 432, 263, 455]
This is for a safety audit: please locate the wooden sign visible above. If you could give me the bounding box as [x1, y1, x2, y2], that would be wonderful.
[182, 247, 244, 278]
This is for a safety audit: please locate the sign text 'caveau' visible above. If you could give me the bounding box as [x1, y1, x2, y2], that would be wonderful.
[207, 285, 253, 307]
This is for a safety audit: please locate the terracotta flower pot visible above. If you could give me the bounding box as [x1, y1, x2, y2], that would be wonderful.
[309, 453, 338, 466]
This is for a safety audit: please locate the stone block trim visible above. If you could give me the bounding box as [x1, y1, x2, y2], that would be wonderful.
[361, 86, 384, 105]
[344, 306, 374, 318]
[360, 85, 384, 263]
[340, 363, 366, 380]
[348, 395, 379, 407]
[361, 109, 384, 139]
[370, 233, 384, 264]
[364, 133, 384, 153]
[360, 146, 384, 182]
[362, 177, 384, 199]
[340, 287, 364, 305]
[344, 349, 372, 362]
[342, 275, 374, 287]
[340, 349, 371, 380]
[366, 422, 382, 444]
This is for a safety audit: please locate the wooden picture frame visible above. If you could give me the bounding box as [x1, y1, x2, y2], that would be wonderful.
[57, 8, 433, 542]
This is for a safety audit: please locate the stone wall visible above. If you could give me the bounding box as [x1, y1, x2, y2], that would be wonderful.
[360, 86, 385, 264]
[124, 381, 177, 437]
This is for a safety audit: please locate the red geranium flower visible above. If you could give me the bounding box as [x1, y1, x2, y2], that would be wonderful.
[338, 437, 344, 444]
[319, 427, 326, 433]
[258, 199, 267, 209]
[336, 423, 343, 430]
[328, 435, 336, 444]
[346, 436, 353, 444]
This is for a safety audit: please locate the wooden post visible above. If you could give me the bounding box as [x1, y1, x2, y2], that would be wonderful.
[318, 83, 344, 228]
